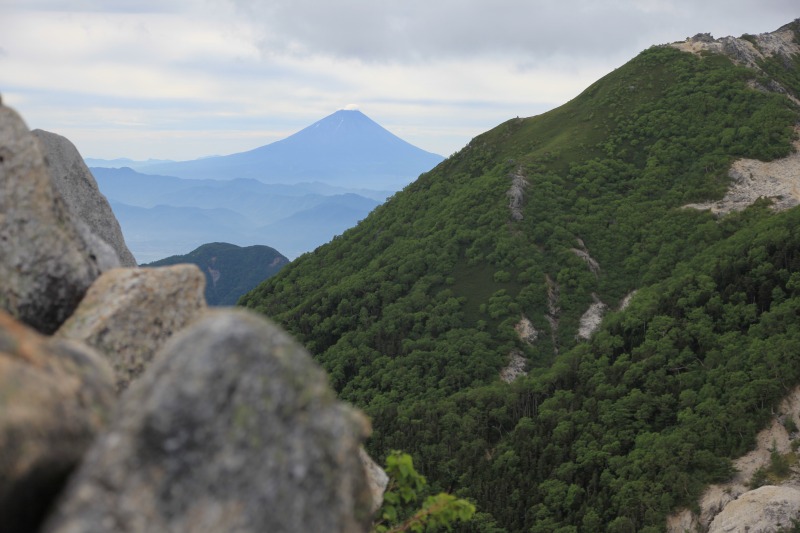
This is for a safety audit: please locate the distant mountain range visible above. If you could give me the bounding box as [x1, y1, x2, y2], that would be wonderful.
[89, 108, 442, 262]
[143, 242, 288, 306]
[84, 157, 175, 170]
[137, 109, 444, 190]
[93, 167, 380, 262]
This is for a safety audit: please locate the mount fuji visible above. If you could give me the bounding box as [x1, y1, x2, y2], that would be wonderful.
[140, 109, 444, 190]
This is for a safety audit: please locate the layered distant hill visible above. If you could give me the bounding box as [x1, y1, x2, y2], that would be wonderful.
[92, 167, 380, 262]
[139, 109, 444, 190]
[144, 242, 288, 306]
[90, 109, 442, 262]
[83, 157, 174, 170]
[241, 20, 800, 531]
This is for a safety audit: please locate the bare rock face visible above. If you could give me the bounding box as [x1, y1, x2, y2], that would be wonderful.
[514, 315, 538, 345]
[672, 19, 800, 105]
[708, 485, 800, 533]
[44, 309, 373, 533]
[577, 294, 608, 341]
[359, 448, 389, 514]
[0, 104, 106, 334]
[0, 311, 115, 533]
[507, 166, 528, 222]
[667, 388, 800, 530]
[32, 129, 137, 267]
[500, 350, 528, 384]
[56, 265, 207, 391]
[684, 132, 800, 216]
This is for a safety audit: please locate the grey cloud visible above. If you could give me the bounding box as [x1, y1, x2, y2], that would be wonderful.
[4, 0, 191, 13]
[229, 0, 797, 64]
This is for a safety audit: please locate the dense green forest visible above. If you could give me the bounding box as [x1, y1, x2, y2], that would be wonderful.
[242, 25, 800, 532]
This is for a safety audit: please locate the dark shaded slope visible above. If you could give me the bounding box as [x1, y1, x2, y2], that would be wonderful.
[145, 242, 289, 306]
[241, 34, 800, 531]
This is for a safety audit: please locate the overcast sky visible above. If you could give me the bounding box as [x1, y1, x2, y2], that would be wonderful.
[1, 1, 796, 161]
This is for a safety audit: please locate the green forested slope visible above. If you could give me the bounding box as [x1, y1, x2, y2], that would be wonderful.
[241, 31, 800, 531]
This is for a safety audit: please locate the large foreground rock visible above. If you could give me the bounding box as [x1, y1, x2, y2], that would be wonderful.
[0, 311, 115, 533]
[0, 104, 107, 333]
[44, 309, 374, 533]
[32, 129, 137, 267]
[57, 265, 207, 391]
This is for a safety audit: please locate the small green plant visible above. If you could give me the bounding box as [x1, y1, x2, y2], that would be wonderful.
[373, 451, 475, 532]
[771, 448, 791, 478]
[784, 417, 798, 434]
[749, 467, 768, 489]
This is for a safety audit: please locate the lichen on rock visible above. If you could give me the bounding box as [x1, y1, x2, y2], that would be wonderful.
[43, 309, 374, 533]
[0, 104, 108, 334]
[0, 311, 115, 533]
[56, 265, 207, 392]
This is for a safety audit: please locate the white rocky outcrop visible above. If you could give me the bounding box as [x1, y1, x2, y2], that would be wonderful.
[576, 294, 607, 341]
[500, 350, 528, 384]
[507, 166, 528, 222]
[675, 22, 800, 219]
[708, 485, 800, 533]
[619, 290, 637, 311]
[571, 238, 600, 277]
[671, 20, 800, 105]
[514, 315, 538, 345]
[501, 316, 536, 383]
[685, 133, 800, 216]
[668, 387, 800, 531]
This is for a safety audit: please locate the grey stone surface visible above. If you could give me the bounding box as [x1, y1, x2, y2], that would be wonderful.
[0, 310, 115, 533]
[359, 447, 389, 514]
[708, 485, 800, 533]
[44, 309, 373, 533]
[0, 104, 105, 333]
[57, 265, 207, 391]
[32, 129, 137, 267]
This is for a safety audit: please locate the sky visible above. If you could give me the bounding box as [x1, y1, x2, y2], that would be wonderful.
[1, 1, 796, 161]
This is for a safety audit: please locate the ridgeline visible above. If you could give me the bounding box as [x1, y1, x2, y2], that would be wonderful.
[242, 21, 800, 531]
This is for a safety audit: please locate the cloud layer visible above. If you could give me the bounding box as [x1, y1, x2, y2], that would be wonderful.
[233, 0, 795, 63]
[0, 1, 795, 160]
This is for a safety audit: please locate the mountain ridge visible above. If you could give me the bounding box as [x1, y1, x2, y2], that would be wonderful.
[240, 19, 800, 531]
[143, 242, 288, 306]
